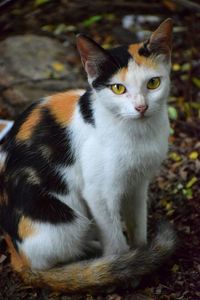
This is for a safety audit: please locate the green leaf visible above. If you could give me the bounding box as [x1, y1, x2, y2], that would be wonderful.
[83, 15, 102, 27]
[181, 63, 191, 72]
[189, 151, 199, 160]
[104, 13, 115, 21]
[54, 23, 68, 35]
[171, 264, 180, 273]
[169, 152, 182, 162]
[190, 102, 200, 110]
[192, 77, 200, 88]
[35, 0, 51, 6]
[186, 176, 198, 188]
[182, 188, 193, 199]
[168, 106, 178, 120]
[41, 24, 54, 32]
[170, 126, 174, 135]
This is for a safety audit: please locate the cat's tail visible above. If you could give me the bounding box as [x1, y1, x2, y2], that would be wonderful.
[9, 222, 176, 293]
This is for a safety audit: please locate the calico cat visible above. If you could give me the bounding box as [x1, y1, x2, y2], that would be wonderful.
[0, 19, 176, 293]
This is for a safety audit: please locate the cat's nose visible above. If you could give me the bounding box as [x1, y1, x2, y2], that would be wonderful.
[135, 104, 148, 114]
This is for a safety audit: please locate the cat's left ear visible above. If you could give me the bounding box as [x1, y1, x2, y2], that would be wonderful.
[76, 34, 110, 80]
[146, 18, 173, 60]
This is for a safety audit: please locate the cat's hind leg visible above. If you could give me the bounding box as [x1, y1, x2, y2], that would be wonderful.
[14, 213, 92, 270]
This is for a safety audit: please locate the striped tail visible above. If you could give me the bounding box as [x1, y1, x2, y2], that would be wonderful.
[12, 222, 176, 293]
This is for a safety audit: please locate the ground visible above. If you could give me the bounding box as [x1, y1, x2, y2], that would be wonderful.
[0, 1, 200, 299]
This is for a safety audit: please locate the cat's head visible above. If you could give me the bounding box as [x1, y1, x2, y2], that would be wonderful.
[77, 19, 173, 120]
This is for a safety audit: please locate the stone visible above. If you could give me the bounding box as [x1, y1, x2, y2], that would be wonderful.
[0, 35, 86, 118]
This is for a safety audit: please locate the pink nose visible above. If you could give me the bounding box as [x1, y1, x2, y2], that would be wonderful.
[135, 104, 148, 114]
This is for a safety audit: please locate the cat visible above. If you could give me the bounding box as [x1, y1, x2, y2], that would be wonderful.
[0, 18, 176, 293]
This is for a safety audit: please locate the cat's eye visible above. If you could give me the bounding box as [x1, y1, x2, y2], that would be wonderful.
[147, 77, 161, 90]
[110, 84, 126, 95]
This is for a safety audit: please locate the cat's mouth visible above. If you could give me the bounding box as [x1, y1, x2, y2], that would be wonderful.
[119, 112, 150, 120]
[139, 112, 148, 119]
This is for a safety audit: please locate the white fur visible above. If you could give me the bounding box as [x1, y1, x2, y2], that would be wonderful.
[19, 216, 91, 269]
[19, 60, 170, 268]
[0, 120, 14, 141]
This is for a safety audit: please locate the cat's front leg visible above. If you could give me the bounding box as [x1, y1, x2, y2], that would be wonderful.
[122, 180, 149, 248]
[83, 190, 129, 256]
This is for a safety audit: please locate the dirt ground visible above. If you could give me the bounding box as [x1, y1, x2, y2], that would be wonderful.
[0, 1, 199, 299]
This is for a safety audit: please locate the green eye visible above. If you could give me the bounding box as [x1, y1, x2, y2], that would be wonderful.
[110, 84, 126, 95]
[147, 77, 161, 90]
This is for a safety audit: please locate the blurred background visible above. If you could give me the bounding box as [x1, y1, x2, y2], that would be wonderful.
[0, 1, 199, 300]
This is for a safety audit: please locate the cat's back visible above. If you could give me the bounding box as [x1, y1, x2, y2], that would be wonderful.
[3, 89, 84, 144]
[1, 89, 85, 186]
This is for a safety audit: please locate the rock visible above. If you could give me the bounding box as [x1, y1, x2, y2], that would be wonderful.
[0, 35, 86, 118]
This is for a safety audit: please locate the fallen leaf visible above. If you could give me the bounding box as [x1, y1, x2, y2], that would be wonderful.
[168, 106, 178, 120]
[0, 254, 6, 264]
[181, 63, 191, 72]
[172, 63, 181, 71]
[169, 152, 182, 162]
[186, 176, 198, 188]
[35, 0, 51, 6]
[182, 188, 193, 199]
[171, 264, 180, 273]
[192, 77, 200, 88]
[52, 62, 65, 72]
[83, 15, 102, 27]
[189, 151, 199, 160]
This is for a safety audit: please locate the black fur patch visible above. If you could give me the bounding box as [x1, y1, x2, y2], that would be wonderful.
[34, 108, 75, 166]
[79, 90, 95, 125]
[0, 186, 75, 244]
[0, 160, 75, 242]
[3, 109, 73, 195]
[138, 40, 151, 57]
[0, 103, 77, 242]
[92, 45, 132, 89]
[6, 179, 75, 224]
[2, 102, 39, 150]
[108, 46, 133, 66]
[0, 204, 21, 244]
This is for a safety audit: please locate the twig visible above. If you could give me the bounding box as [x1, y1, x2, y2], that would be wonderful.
[172, 0, 200, 12]
[0, 0, 14, 8]
[66, 1, 167, 14]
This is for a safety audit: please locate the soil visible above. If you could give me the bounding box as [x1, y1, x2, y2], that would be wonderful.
[0, 1, 199, 299]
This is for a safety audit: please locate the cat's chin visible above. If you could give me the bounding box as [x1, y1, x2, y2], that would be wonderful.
[120, 113, 150, 121]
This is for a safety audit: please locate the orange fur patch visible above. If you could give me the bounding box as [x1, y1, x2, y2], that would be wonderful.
[0, 123, 6, 132]
[45, 90, 81, 126]
[118, 67, 128, 81]
[18, 216, 37, 240]
[16, 108, 41, 141]
[16, 89, 84, 141]
[128, 43, 157, 68]
[4, 233, 30, 272]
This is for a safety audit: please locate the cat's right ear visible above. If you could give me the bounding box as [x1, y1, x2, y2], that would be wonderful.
[76, 34, 108, 80]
